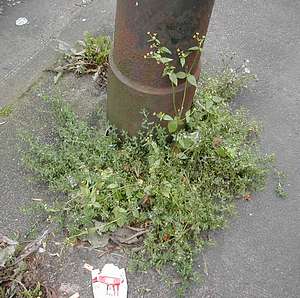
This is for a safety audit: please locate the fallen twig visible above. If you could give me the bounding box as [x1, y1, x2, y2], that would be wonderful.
[122, 229, 148, 244]
[13, 229, 50, 265]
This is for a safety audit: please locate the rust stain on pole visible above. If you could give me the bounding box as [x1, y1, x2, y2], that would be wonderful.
[108, 0, 215, 135]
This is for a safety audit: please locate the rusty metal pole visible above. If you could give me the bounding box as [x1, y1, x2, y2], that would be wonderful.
[107, 0, 215, 135]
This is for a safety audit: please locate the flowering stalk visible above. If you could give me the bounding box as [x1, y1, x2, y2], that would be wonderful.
[145, 32, 205, 133]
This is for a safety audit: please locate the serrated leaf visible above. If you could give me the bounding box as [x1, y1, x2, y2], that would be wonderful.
[187, 74, 198, 87]
[168, 72, 178, 86]
[176, 72, 187, 79]
[168, 120, 178, 133]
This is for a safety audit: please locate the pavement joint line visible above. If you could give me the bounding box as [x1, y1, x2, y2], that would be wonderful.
[0, 39, 51, 84]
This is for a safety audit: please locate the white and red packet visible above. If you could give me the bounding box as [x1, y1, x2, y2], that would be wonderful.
[91, 264, 127, 298]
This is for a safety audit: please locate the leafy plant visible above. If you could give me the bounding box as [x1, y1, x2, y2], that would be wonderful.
[22, 58, 274, 294]
[145, 33, 256, 135]
[82, 32, 111, 66]
[200, 54, 256, 101]
[0, 104, 13, 117]
[275, 169, 288, 198]
[145, 32, 205, 133]
[49, 32, 111, 85]
[20, 282, 43, 298]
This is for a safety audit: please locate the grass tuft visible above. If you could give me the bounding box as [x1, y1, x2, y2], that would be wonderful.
[0, 104, 13, 117]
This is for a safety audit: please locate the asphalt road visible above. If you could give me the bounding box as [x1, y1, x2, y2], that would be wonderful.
[0, 0, 299, 297]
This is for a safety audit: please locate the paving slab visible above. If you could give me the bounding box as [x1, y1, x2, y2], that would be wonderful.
[0, 0, 115, 107]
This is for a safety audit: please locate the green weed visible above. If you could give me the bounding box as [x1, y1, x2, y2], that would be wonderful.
[20, 282, 43, 298]
[275, 169, 288, 198]
[82, 32, 111, 66]
[22, 63, 274, 292]
[145, 33, 255, 134]
[0, 104, 13, 117]
[50, 33, 111, 84]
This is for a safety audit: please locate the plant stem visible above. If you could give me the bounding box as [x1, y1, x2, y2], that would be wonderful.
[179, 54, 199, 118]
[179, 81, 188, 118]
[172, 83, 178, 116]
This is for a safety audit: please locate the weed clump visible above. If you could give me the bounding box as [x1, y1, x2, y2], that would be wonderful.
[23, 62, 273, 290]
[0, 104, 13, 117]
[49, 33, 111, 86]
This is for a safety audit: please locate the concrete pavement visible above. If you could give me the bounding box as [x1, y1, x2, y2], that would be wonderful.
[192, 1, 300, 297]
[0, 0, 115, 107]
[0, 0, 299, 297]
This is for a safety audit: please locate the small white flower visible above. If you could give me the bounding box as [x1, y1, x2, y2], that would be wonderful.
[244, 67, 251, 74]
[230, 68, 234, 73]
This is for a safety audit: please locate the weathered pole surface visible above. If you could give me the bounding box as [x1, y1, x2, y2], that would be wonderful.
[107, 0, 215, 135]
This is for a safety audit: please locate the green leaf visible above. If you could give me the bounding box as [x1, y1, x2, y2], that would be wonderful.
[161, 181, 171, 198]
[178, 138, 192, 150]
[92, 202, 101, 208]
[226, 147, 237, 158]
[162, 68, 169, 77]
[168, 72, 178, 86]
[189, 131, 201, 143]
[187, 74, 198, 87]
[160, 47, 172, 55]
[212, 96, 224, 103]
[177, 152, 188, 160]
[215, 147, 227, 158]
[180, 57, 186, 68]
[185, 110, 191, 123]
[113, 207, 127, 227]
[162, 114, 173, 121]
[176, 72, 187, 79]
[188, 46, 200, 51]
[160, 57, 173, 64]
[168, 120, 178, 133]
[107, 183, 118, 189]
[205, 99, 214, 110]
[82, 229, 110, 248]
